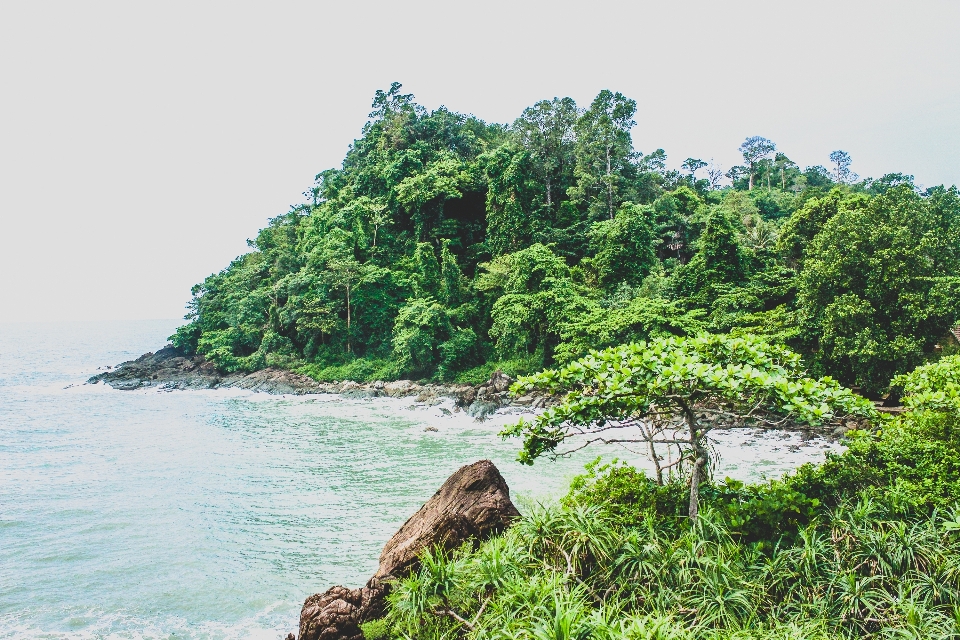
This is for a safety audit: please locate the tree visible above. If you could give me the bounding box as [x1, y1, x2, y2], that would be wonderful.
[773, 153, 799, 190]
[671, 207, 749, 306]
[587, 203, 657, 289]
[776, 189, 868, 267]
[326, 256, 362, 353]
[725, 165, 749, 190]
[514, 97, 578, 214]
[681, 157, 707, 182]
[439, 239, 465, 307]
[706, 160, 725, 190]
[893, 355, 960, 437]
[798, 185, 960, 391]
[571, 90, 637, 220]
[503, 334, 876, 520]
[412, 242, 442, 299]
[391, 297, 452, 376]
[829, 150, 858, 184]
[738, 137, 777, 190]
[478, 244, 578, 363]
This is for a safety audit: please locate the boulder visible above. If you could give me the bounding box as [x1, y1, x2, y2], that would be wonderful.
[376, 459, 520, 579]
[299, 586, 363, 640]
[383, 380, 418, 397]
[488, 370, 513, 393]
[299, 460, 519, 640]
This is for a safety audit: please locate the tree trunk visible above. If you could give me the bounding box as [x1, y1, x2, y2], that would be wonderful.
[346, 281, 352, 354]
[688, 455, 705, 521]
[649, 438, 663, 485]
[748, 164, 754, 190]
[680, 399, 705, 521]
[606, 147, 614, 219]
[545, 175, 552, 212]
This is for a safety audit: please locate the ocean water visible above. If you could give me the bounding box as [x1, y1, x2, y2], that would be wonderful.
[0, 320, 839, 639]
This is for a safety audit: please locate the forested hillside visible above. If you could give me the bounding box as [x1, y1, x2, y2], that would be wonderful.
[170, 83, 960, 394]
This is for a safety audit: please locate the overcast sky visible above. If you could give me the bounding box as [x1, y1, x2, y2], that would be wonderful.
[1, 0, 958, 323]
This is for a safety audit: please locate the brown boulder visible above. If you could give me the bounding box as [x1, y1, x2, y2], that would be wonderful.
[299, 586, 363, 640]
[298, 460, 519, 640]
[377, 459, 520, 579]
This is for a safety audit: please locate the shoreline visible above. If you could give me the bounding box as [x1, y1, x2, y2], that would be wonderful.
[86, 344, 546, 420]
[86, 344, 865, 439]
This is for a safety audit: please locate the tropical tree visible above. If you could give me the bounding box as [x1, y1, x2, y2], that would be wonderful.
[570, 90, 637, 220]
[681, 157, 707, 182]
[503, 334, 876, 520]
[738, 136, 777, 190]
[798, 184, 960, 391]
[514, 97, 579, 214]
[829, 150, 858, 184]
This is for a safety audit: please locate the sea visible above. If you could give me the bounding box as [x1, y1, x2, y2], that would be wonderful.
[0, 320, 840, 639]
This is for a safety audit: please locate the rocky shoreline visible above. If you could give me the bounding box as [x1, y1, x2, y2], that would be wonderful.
[87, 345, 549, 419]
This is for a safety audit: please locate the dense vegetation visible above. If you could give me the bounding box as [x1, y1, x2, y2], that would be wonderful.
[163, 84, 960, 637]
[170, 83, 960, 394]
[367, 353, 960, 639]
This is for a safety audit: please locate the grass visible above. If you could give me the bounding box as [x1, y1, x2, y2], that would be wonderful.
[375, 399, 960, 640]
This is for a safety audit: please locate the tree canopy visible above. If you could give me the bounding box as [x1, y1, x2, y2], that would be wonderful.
[168, 83, 960, 394]
[503, 334, 876, 519]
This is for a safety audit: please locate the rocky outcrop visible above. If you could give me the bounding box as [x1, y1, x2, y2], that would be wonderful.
[298, 460, 520, 640]
[89, 348, 550, 418]
[86, 345, 324, 394]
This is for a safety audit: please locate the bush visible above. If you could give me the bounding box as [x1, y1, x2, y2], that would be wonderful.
[295, 357, 398, 383]
[453, 354, 543, 386]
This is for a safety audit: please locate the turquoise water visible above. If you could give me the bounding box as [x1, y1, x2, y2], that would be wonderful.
[0, 321, 838, 639]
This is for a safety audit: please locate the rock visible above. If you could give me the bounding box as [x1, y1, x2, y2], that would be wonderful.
[90, 344, 323, 394]
[467, 400, 499, 421]
[299, 460, 519, 640]
[415, 389, 438, 403]
[383, 380, 417, 397]
[300, 586, 364, 640]
[376, 459, 520, 579]
[488, 370, 512, 393]
[452, 386, 476, 408]
[424, 426, 438, 432]
[513, 394, 534, 406]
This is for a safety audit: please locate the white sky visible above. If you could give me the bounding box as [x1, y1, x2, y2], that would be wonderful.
[1, 0, 958, 323]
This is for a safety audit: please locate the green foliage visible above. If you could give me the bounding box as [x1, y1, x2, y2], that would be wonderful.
[504, 334, 875, 465]
[376, 358, 960, 640]
[167, 83, 960, 394]
[295, 357, 397, 383]
[391, 297, 452, 377]
[553, 294, 705, 365]
[587, 203, 658, 289]
[670, 208, 750, 307]
[894, 354, 960, 423]
[797, 185, 960, 392]
[453, 354, 543, 386]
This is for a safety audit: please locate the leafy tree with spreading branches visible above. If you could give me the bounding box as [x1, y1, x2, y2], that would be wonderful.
[503, 334, 876, 520]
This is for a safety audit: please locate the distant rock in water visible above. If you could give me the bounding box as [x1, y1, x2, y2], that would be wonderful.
[298, 460, 520, 640]
[87, 345, 324, 394]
